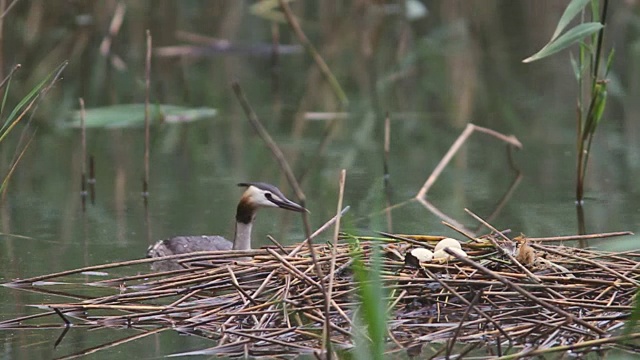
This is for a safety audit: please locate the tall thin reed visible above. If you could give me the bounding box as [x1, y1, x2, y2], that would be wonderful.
[89, 155, 95, 204]
[575, 0, 611, 204]
[79, 98, 87, 211]
[142, 29, 151, 199]
[523, 0, 612, 204]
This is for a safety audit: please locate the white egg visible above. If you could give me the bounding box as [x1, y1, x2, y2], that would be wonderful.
[433, 247, 467, 260]
[434, 238, 462, 252]
[433, 249, 448, 260]
[410, 248, 434, 262]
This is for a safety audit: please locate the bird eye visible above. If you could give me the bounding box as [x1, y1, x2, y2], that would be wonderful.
[265, 193, 273, 200]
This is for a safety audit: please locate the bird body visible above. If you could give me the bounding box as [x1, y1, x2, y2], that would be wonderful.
[147, 235, 232, 257]
[147, 182, 306, 270]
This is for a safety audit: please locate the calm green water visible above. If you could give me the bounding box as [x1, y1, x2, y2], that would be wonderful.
[1, 1, 639, 358]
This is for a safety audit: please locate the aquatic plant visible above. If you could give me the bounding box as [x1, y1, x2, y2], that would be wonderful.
[524, 0, 613, 204]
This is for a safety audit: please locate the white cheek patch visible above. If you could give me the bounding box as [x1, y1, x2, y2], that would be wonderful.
[247, 186, 279, 208]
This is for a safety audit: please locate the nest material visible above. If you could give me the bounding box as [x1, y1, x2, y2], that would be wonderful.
[2, 233, 639, 358]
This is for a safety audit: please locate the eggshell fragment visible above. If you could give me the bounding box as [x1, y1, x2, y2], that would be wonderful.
[434, 238, 462, 252]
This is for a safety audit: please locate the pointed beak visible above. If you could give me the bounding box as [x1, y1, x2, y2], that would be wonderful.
[274, 197, 308, 213]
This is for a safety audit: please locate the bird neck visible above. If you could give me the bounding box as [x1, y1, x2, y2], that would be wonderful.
[233, 200, 256, 250]
[233, 221, 253, 250]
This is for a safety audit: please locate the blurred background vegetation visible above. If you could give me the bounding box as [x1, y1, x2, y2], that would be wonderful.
[0, 0, 639, 358]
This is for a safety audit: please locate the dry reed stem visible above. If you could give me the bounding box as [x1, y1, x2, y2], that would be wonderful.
[444, 247, 606, 335]
[0, 63, 20, 90]
[230, 83, 327, 330]
[532, 243, 639, 286]
[441, 220, 478, 242]
[79, 98, 87, 204]
[142, 29, 151, 197]
[227, 265, 258, 306]
[0, 129, 35, 198]
[0, 0, 19, 19]
[496, 332, 640, 360]
[298, 118, 340, 187]
[383, 112, 393, 232]
[89, 155, 96, 204]
[474, 167, 523, 233]
[289, 206, 350, 256]
[415, 123, 521, 200]
[327, 169, 346, 300]
[416, 197, 469, 231]
[278, 0, 348, 106]
[99, 2, 125, 57]
[464, 208, 543, 285]
[527, 231, 633, 242]
[266, 235, 286, 253]
[230, 81, 304, 209]
[446, 290, 482, 357]
[326, 169, 346, 353]
[377, 231, 444, 247]
[421, 267, 512, 342]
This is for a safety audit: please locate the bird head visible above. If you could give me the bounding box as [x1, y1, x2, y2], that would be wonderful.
[237, 182, 307, 213]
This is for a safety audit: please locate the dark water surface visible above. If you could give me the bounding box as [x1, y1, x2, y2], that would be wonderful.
[1, 1, 639, 359]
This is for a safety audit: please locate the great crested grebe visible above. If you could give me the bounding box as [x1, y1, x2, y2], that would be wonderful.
[147, 182, 307, 270]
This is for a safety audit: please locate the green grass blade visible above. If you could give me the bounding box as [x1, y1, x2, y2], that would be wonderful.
[523, 22, 603, 63]
[0, 73, 13, 119]
[604, 48, 615, 77]
[352, 244, 386, 360]
[0, 61, 67, 135]
[0, 61, 67, 144]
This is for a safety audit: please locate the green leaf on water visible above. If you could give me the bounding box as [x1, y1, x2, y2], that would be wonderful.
[65, 104, 217, 128]
[523, 22, 603, 63]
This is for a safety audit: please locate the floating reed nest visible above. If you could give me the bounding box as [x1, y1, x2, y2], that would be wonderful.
[2, 231, 639, 358]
